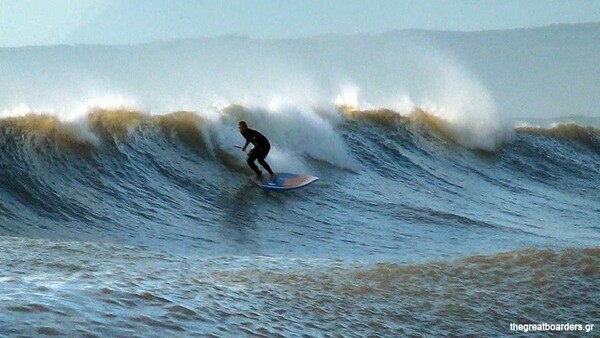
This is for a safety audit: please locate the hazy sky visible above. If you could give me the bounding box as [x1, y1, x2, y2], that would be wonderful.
[2, 0, 600, 46]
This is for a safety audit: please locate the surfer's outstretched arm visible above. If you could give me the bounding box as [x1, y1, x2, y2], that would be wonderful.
[241, 140, 250, 152]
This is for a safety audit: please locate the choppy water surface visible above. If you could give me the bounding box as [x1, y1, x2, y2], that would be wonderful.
[2, 237, 598, 337]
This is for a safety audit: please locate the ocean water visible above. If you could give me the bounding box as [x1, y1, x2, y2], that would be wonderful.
[1, 25, 599, 336]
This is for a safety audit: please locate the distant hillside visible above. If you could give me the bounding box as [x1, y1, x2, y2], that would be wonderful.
[1, 23, 598, 120]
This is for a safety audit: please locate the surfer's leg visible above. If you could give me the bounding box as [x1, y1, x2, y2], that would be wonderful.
[258, 159, 273, 176]
[257, 145, 274, 176]
[246, 149, 262, 176]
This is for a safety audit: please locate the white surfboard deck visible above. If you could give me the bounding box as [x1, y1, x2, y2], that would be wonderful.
[252, 172, 318, 191]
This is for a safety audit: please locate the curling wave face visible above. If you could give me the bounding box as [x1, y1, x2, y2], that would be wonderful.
[0, 105, 598, 258]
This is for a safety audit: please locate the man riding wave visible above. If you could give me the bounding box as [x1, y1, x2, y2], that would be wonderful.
[238, 121, 275, 179]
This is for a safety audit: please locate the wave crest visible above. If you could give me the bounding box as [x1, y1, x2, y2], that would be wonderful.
[341, 106, 513, 151]
[517, 123, 600, 148]
[0, 114, 98, 150]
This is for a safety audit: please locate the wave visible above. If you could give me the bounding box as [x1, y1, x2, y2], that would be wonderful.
[1, 106, 598, 204]
[213, 246, 600, 297]
[0, 104, 598, 259]
[516, 123, 600, 149]
[1, 106, 598, 165]
[0, 114, 98, 151]
[1, 106, 356, 169]
[340, 106, 515, 151]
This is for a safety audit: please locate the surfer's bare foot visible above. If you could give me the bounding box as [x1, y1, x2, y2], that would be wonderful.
[269, 174, 276, 180]
[256, 171, 263, 178]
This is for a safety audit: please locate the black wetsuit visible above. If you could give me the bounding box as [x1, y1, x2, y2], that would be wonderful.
[241, 128, 274, 176]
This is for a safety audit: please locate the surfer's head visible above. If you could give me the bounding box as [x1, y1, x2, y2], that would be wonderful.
[238, 121, 248, 133]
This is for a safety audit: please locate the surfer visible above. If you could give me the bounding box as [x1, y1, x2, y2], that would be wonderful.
[238, 121, 275, 179]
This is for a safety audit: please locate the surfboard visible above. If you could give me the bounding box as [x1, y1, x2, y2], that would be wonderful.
[253, 172, 318, 191]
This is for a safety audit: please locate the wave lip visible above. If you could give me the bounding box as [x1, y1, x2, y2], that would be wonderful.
[340, 106, 514, 151]
[0, 114, 99, 150]
[2, 106, 597, 158]
[516, 123, 600, 148]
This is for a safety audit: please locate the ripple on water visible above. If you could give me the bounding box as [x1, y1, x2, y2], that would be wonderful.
[36, 326, 62, 336]
[1, 236, 598, 336]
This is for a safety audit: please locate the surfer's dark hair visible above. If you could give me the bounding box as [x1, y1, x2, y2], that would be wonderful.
[238, 121, 248, 127]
